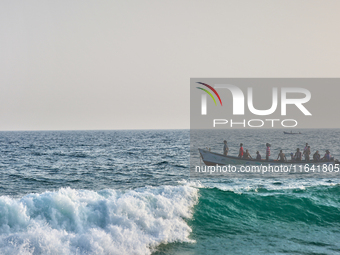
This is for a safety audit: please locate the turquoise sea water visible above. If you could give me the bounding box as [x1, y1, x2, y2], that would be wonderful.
[0, 130, 340, 254]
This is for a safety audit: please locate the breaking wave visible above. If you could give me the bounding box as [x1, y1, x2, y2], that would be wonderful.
[0, 185, 198, 255]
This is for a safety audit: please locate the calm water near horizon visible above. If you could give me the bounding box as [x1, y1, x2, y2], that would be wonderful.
[0, 129, 340, 254]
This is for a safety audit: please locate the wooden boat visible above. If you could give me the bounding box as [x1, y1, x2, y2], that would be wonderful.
[198, 148, 335, 166]
[283, 131, 301, 135]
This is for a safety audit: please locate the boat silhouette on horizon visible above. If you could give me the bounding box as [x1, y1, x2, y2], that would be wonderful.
[283, 131, 301, 135]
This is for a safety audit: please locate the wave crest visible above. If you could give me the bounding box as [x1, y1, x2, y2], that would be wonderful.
[0, 185, 198, 255]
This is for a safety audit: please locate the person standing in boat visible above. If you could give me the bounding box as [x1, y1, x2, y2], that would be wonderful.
[313, 150, 320, 162]
[243, 149, 252, 159]
[266, 143, 271, 161]
[304, 145, 311, 162]
[303, 143, 308, 154]
[256, 151, 261, 160]
[294, 148, 302, 161]
[223, 140, 229, 156]
[277, 150, 287, 162]
[303, 143, 308, 152]
[238, 143, 244, 158]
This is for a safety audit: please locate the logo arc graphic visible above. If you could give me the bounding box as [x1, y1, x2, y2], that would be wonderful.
[196, 87, 217, 105]
[197, 82, 223, 106]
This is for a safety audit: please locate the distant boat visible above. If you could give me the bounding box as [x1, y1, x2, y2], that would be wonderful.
[283, 131, 301, 135]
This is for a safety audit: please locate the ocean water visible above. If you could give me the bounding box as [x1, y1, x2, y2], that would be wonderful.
[0, 130, 340, 254]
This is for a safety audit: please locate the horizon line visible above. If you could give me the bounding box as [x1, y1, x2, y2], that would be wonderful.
[0, 127, 339, 132]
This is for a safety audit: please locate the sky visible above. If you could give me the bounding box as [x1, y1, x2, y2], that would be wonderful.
[1, 1, 340, 131]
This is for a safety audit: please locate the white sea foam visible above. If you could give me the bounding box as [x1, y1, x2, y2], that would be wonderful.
[0, 185, 198, 255]
[185, 178, 340, 194]
[178, 179, 204, 188]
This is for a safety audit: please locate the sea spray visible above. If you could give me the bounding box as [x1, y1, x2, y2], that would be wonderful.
[0, 185, 198, 255]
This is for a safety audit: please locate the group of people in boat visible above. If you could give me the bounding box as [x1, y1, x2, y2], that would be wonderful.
[223, 140, 333, 162]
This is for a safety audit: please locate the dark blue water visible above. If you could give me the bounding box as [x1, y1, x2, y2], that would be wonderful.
[0, 130, 340, 254]
[0, 130, 189, 196]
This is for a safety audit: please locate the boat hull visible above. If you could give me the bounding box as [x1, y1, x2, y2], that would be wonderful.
[198, 149, 334, 166]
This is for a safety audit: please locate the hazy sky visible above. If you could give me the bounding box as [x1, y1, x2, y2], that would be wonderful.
[1, 1, 340, 131]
